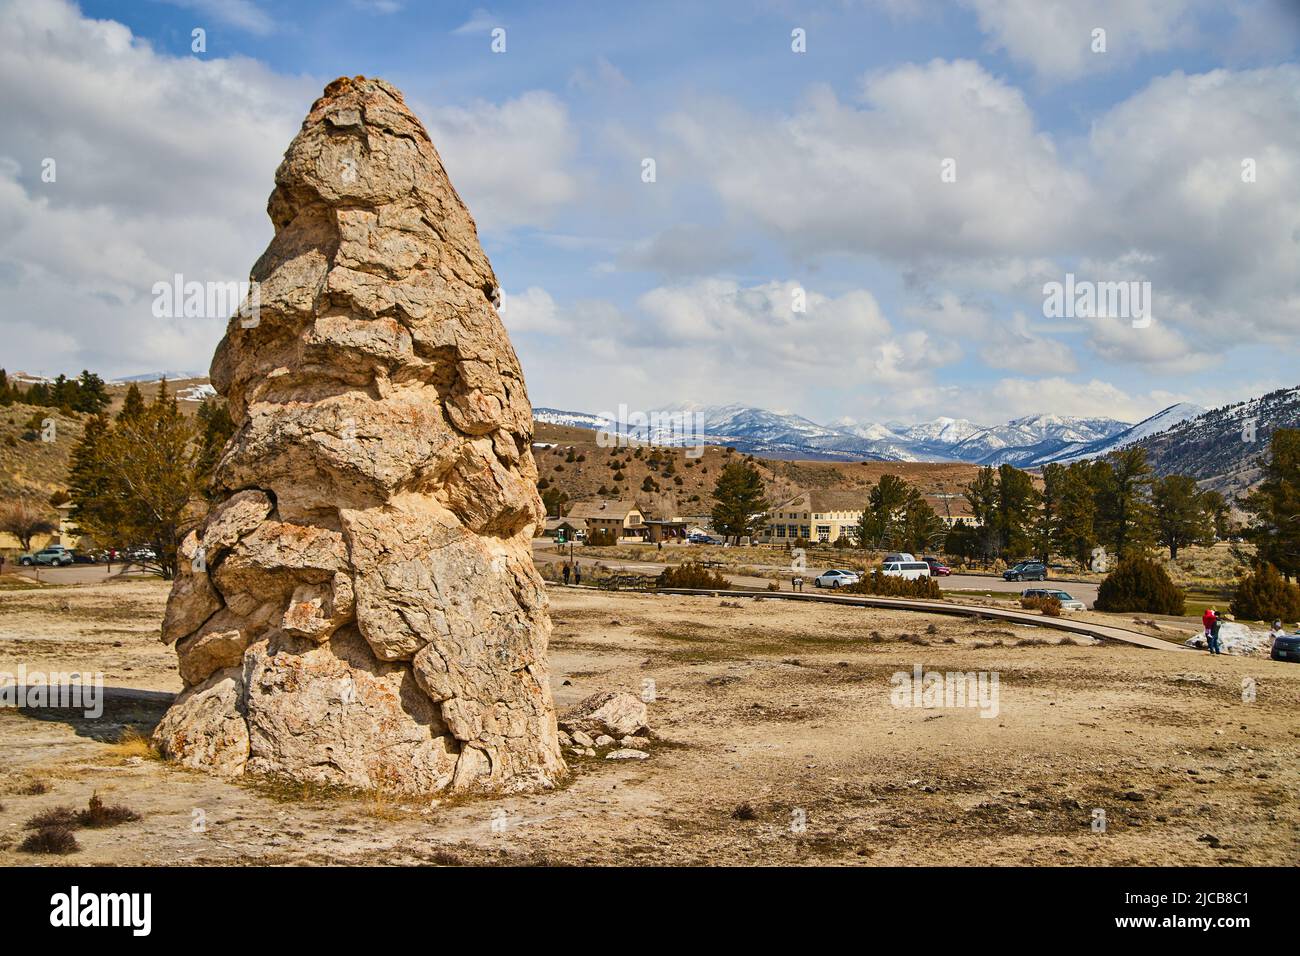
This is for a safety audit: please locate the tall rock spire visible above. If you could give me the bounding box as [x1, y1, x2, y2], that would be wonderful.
[153, 76, 565, 793]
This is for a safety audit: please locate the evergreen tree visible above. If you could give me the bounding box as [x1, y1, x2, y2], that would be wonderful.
[1097, 447, 1154, 560]
[994, 463, 1040, 559]
[117, 382, 145, 422]
[1052, 461, 1099, 568]
[67, 387, 202, 578]
[1152, 474, 1211, 560]
[710, 461, 767, 539]
[1243, 429, 1300, 580]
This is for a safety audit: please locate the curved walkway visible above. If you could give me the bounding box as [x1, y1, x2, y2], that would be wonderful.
[574, 584, 1192, 652]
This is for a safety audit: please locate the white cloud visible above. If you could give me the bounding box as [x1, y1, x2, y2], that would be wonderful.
[960, 0, 1203, 81]
[980, 312, 1078, 375]
[499, 286, 568, 335]
[421, 91, 579, 232]
[0, 0, 312, 377]
[664, 60, 1090, 263]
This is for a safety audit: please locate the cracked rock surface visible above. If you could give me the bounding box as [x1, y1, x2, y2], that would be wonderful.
[152, 76, 565, 794]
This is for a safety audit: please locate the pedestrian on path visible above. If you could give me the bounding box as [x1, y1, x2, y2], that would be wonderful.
[1208, 614, 1224, 655]
[562, 563, 570, 585]
[573, 564, 582, 587]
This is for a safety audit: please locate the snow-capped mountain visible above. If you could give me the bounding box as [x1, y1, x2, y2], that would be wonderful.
[1129, 387, 1300, 494]
[948, 414, 1131, 466]
[534, 403, 1134, 464]
[1028, 402, 1207, 467]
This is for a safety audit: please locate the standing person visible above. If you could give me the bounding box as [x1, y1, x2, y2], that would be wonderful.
[0, 554, 6, 576]
[1269, 620, 1287, 653]
[573, 564, 582, 587]
[1208, 614, 1224, 655]
[1202, 607, 1217, 647]
[562, 563, 570, 586]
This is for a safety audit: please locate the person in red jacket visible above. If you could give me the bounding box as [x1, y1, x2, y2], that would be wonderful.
[1202, 607, 1217, 650]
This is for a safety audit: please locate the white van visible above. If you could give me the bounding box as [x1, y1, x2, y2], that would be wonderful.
[881, 560, 931, 580]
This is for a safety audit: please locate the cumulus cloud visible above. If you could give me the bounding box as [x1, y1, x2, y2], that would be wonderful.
[499, 286, 569, 335]
[667, 57, 1300, 373]
[979, 312, 1078, 375]
[0, 0, 582, 377]
[0, 0, 312, 376]
[960, 0, 1203, 81]
[663, 60, 1090, 263]
[421, 91, 579, 233]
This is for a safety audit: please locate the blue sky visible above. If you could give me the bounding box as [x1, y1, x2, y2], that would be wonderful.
[3, 0, 1299, 427]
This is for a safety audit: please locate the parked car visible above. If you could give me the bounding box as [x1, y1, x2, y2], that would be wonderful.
[689, 534, 723, 545]
[882, 552, 917, 564]
[1022, 587, 1085, 611]
[71, 550, 101, 564]
[125, 546, 158, 563]
[19, 546, 74, 567]
[1004, 561, 1047, 582]
[922, 556, 951, 576]
[814, 569, 860, 588]
[881, 560, 931, 580]
[1270, 630, 1300, 663]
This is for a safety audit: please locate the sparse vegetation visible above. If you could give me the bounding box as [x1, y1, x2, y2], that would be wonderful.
[843, 570, 942, 599]
[1020, 594, 1063, 616]
[19, 825, 80, 855]
[656, 563, 731, 589]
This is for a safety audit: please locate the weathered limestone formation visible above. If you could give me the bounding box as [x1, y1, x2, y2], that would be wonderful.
[152, 76, 565, 794]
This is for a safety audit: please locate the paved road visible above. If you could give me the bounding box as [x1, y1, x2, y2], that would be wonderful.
[5, 563, 157, 585]
[648, 586, 1188, 652]
[532, 542, 1100, 606]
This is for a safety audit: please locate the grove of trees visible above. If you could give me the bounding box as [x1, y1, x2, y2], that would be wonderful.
[66, 380, 233, 579]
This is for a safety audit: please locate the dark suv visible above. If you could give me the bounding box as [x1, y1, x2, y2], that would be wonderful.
[1003, 561, 1047, 582]
[1271, 631, 1300, 663]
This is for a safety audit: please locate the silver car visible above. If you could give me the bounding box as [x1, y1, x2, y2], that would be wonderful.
[1022, 587, 1086, 611]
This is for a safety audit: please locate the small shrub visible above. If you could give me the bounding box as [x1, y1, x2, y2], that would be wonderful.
[1020, 594, 1063, 616]
[25, 806, 78, 829]
[1230, 561, 1300, 623]
[19, 826, 80, 855]
[78, 792, 142, 828]
[844, 570, 941, 599]
[657, 563, 730, 589]
[766, 582, 780, 591]
[731, 802, 758, 821]
[1095, 557, 1185, 615]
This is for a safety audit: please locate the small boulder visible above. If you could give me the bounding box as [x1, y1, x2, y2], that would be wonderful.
[563, 691, 648, 738]
[571, 730, 595, 748]
[594, 735, 615, 748]
[619, 735, 649, 750]
[606, 749, 649, 760]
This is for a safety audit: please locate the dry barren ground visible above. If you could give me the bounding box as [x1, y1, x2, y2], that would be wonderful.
[1, 578, 1297, 866]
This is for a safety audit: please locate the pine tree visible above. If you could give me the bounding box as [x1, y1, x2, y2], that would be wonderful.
[1097, 447, 1155, 560]
[710, 461, 767, 539]
[1152, 474, 1211, 560]
[1243, 429, 1300, 580]
[117, 383, 145, 422]
[1052, 461, 1099, 568]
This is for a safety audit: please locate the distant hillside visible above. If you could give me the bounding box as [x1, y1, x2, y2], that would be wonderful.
[0, 403, 87, 501]
[0, 376, 218, 505]
[1130, 386, 1300, 496]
